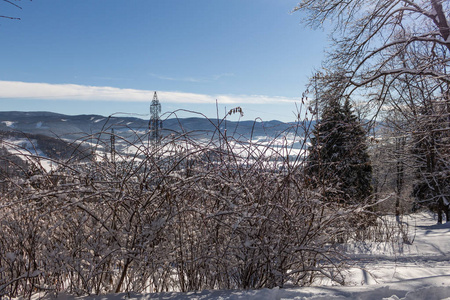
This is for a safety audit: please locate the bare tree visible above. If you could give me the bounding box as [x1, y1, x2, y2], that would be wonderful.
[294, 0, 449, 97]
[1, 0, 30, 20]
[295, 0, 450, 222]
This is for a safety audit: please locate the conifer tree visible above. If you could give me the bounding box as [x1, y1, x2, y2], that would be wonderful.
[306, 98, 372, 204]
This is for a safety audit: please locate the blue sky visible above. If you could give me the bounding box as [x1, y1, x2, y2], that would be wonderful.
[0, 0, 327, 122]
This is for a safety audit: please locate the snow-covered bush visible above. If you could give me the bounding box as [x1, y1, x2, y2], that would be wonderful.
[0, 115, 377, 297]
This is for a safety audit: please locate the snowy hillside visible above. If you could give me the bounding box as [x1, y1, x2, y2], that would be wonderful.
[0, 111, 302, 141]
[26, 213, 450, 300]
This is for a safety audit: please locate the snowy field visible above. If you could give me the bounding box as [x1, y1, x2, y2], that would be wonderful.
[27, 212, 450, 300]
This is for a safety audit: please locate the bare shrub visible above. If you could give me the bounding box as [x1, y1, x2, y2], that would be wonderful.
[0, 112, 377, 297]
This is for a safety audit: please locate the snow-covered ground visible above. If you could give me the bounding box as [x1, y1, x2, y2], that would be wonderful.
[4, 138, 55, 171]
[27, 212, 449, 300]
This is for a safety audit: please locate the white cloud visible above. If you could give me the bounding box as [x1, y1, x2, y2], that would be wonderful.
[0, 80, 298, 104]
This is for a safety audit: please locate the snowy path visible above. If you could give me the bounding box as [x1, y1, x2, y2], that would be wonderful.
[338, 212, 450, 299]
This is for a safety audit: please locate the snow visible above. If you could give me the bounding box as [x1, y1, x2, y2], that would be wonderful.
[1, 120, 15, 127]
[26, 213, 450, 300]
[3, 138, 55, 171]
[94, 118, 105, 123]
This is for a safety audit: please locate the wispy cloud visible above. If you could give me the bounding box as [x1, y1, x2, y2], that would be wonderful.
[0, 80, 298, 104]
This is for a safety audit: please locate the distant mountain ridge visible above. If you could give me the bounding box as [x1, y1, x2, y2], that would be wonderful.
[0, 111, 307, 141]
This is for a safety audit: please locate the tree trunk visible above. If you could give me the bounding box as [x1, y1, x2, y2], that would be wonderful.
[115, 258, 131, 293]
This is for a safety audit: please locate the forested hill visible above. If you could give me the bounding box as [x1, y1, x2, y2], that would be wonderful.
[0, 111, 304, 140]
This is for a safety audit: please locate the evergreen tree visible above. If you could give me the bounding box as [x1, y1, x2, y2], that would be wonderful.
[306, 98, 372, 204]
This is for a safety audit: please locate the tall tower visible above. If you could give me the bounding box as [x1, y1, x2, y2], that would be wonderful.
[149, 91, 162, 144]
